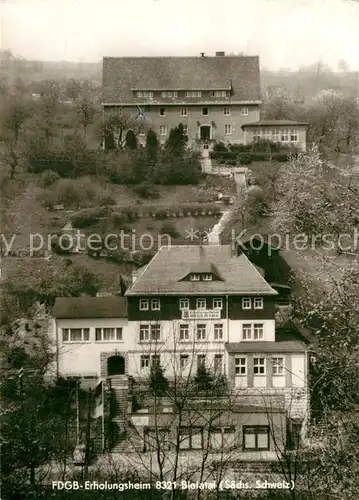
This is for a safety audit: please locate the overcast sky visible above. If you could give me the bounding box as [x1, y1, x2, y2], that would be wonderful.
[1, 0, 359, 70]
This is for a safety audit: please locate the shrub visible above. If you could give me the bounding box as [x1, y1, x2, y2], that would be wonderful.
[160, 222, 180, 238]
[154, 208, 168, 220]
[149, 359, 169, 396]
[70, 207, 109, 228]
[40, 169, 60, 188]
[194, 365, 214, 392]
[121, 207, 139, 221]
[238, 153, 252, 165]
[110, 212, 129, 229]
[133, 181, 160, 200]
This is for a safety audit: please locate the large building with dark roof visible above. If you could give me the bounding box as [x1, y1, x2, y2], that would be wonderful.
[101, 53, 261, 145]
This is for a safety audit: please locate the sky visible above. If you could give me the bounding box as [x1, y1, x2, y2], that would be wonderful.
[0, 0, 359, 70]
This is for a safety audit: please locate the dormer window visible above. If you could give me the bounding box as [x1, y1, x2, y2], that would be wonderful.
[190, 274, 200, 281]
[203, 274, 212, 281]
[137, 91, 153, 98]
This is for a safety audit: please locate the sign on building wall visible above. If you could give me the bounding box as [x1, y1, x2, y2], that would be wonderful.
[181, 310, 221, 320]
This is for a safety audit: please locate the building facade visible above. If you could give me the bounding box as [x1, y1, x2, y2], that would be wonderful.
[242, 120, 308, 151]
[102, 53, 261, 146]
[53, 245, 309, 456]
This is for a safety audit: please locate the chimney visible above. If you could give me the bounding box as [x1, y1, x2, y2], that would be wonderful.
[200, 52, 205, 57]
[215, 51, 225, 57]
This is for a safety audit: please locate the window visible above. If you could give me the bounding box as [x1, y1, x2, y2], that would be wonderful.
[253, 129, 261, 142]
[151, 325, 161, 341]
[240, 107, 249, 116]
[138, 126, 145, 136]
[180, 355, 189, 369]
[196, 298, 206, 309]
[212, 90, 227, 98]
[180, 427, 203, 450]
[179, 324, 189, 341]
[179, 298, 189, 310]
[139, 299, 149, 311]
[290, 129, 298, 142]
[242, 297, 252, 309]
[180, 108, 188, 116]
[185, 91, 202, 98]
[161, 91, 177, 98]
[210, 427, 235, 450]
[281, 129, 289, 142]
[253, 357, 266, 375]
[159, 107, 165, 116]
[224, 107, 230, 116]
[272, 129, 279, 142]
[196, 324, 206, 341]
[137, 91, 153, 98]
[225, 124, 232, 135]
[95, 328, 122, 342]
[254, 297, 263, 309]
[263, 128, 271, 140]
[197, 354, 206, 367]
[242, 324, 252, 340]
[160, 125, 167, 136]
[152, 354, 160, 366]
[151, 299, 160, 311]
[203, 273, 212, 281]
[62, 328, 89, 342]
[214, 354, 223, 373]
[272, 357, 284, 375]
[235, 357, 247, 375]
[183, 125, 188, 135]
[253, 323, 264, 340]
[213, 298, 223, 309]
[190, 274, 200, 281]
[202, 107, 209, 116]
[243, 426, 269, 450]
[140, 355, 150, 369]
[139, 325, 150, 342]
[214, 324, 223, 340]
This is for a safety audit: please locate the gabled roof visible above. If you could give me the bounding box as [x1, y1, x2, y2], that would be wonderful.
[53, 296, 127, 319]
[125, 245, 277, 296]
[225, 341, 307, 353]
[241, 119, 308, 128]
[102, 56, 261, 103]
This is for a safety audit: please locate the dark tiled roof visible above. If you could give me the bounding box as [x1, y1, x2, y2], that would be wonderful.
[102, 56, 261, 103]
[126, 245, 277, 296]
[53, 296, 128, 319]
[225, 340, 308, 353]
[242, 119, 308, 128]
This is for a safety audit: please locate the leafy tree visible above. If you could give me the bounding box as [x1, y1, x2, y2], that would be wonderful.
[100, 109, 146, 150]
[193, 364, 213, 392]
[165, 123, 188, 156]
[145, 129, 158, 161]
[125, 130, 137, 150]
[149, 358, 169, 396]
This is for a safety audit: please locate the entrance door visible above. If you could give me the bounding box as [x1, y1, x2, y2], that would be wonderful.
[200, 125, 211, 141]
[107, 356, 125, 376]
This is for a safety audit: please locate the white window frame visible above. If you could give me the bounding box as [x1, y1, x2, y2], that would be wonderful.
[272, 129, 279, 142]
[235, 357, 247, 375]
[253, 323, 264, 340]
[242, 298, 252, 310]
[225, 124, 232, 135]
[161, 91, 178, 98]
[151, 324, 161, 341]
[213, 298, 223, 309]
[214, 354, 223, 373]
[254, 297, 263, 309]
[240, 107, 249, 116]
[139, 324, 150, 342]
[159, 125, 167, 136]
[139, 299, 149, 311]
[140, 354, 150, 369]
[196, 298, 206, 310]
[224, 107, 230, 116]
[253, 357, 266, 375]
[272, 357, 285, 375]
[137, 91, 153, 98]
[179, 324, 190, 341]
[263, 128, 271, 141]
[159, 107, 166, 116]
[190, 274, 200, 281]
[214, 323, 223, 341]
[151, 298, 160, 311]
[196, 324, 207, 341]
[290, 129, 298, 142]
[202, 273, 212, 281]
[180, 354, 189, 369]
[253, 129, 261, 141]
[62, 328, 90, 343]
[95, 327, 123, 342]
[180, 108, 188, 116]
[202, 107, 209, 116]
[185, 91, 202, 98]
[197, 354, 206, 367]
[281, 129, 289, 142]
[179, 298, 189, 310]
[242, 324, 252, 340]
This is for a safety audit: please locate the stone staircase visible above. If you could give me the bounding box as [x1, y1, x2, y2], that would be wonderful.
[108, 375, 132, 453]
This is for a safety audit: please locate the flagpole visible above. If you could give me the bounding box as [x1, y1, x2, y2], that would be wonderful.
[76, 379, 80, 446]
[101, 381, 105, 450]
